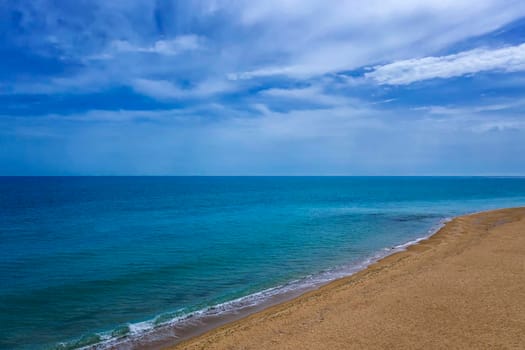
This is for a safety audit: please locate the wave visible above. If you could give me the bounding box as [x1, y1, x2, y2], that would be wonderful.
[53, 217, 452, 350]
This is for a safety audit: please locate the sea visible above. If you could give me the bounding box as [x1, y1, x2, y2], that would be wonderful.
[1, 176, 525, 349]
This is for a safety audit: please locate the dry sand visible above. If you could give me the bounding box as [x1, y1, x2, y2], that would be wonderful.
[170, 207, 525, 349]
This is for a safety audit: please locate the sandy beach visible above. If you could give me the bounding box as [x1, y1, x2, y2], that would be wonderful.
[170, 207, 525, 349]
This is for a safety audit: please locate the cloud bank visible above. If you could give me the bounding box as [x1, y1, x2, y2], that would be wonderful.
[2, 1, 525, 175]
[367, 43, 525, 85]
[5, 0, 525, 96]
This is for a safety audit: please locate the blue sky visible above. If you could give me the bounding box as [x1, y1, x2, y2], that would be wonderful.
[1, 0, 525, 175]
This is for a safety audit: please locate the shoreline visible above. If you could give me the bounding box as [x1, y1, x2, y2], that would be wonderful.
[169, 207, 525, 349]
[83, 216, 451, 349]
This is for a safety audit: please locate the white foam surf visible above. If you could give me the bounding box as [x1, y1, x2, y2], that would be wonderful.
[75, 217, 452, 350]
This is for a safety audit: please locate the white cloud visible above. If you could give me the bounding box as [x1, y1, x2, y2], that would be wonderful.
[5, 100, 525, 175]
[112, 35, 203, 56]
[366, 43, 525, 85]
[88, 35, 203, 60]
[413, 99, 525, 116]
[131, 79, 185, 99]
[258, 85, 350, 106]
[225, 0, 525, 79]
[10, 0, 525, 92]
[227, 67, 298, 81]
[471, 120, 525, 133]
[131, 78, 236, 100]
[6, 0, 525, 102]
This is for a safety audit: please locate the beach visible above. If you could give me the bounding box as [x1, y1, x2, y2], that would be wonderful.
[171, 207, 525, 349]
[4, 178, 525, 349]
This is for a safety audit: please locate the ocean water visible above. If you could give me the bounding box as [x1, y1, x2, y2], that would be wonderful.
[1, 176, 525, 349]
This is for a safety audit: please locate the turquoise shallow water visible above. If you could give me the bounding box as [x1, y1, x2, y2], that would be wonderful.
[1, 177, 525, 349]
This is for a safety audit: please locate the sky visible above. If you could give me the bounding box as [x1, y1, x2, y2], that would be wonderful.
[1, 0, 525, 175]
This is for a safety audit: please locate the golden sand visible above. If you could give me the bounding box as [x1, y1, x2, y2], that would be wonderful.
[170, 207, 525, 349]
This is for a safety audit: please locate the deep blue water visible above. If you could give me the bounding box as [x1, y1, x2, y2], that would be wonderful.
[1, 177, 525, 349]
